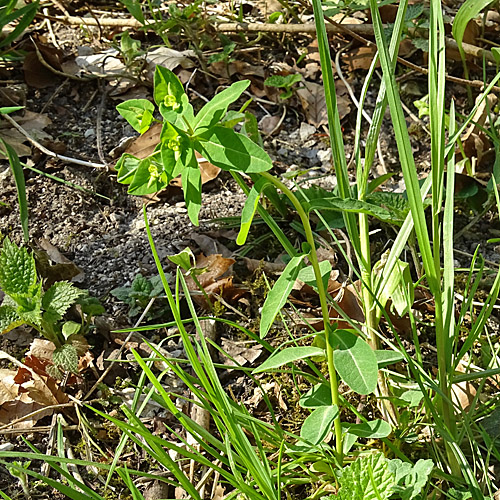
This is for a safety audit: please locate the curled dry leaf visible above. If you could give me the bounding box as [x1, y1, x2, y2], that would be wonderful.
[220, 337, 262, 366]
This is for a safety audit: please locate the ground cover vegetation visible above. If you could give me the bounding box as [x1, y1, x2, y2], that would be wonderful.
[1, 0, 500, 498]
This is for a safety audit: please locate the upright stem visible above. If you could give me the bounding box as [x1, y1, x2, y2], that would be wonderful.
[259, 171, 343, 462]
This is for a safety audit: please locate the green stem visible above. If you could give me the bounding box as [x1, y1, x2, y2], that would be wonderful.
[259, 171, 343, 462]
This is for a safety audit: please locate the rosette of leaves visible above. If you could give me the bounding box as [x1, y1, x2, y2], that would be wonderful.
[111, 273, 167, 320]
[115, 65, 273, 225]
[0, 238, 95, 375]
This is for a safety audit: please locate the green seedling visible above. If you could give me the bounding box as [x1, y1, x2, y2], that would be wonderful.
[0, 0, 39, 55]
[264, 74, 303, 100]
[0, 238, 103, 376]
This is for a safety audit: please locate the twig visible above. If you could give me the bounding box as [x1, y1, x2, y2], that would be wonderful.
[1, 113, 107, 169]
[96, 82, 110, 165]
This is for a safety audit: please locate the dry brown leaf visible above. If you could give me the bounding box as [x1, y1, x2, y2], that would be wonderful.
[191, 254, 235, 289]
[297, 81, 350, 128]
[146, 47, 196, 71]
[244, 257, 286, 274]
[259, 114, 282, 136]
[220, 338, 262, 366]
[344, 46, 379, 72]
[0, 370, 19, 405]
[190, 233, 232, 258]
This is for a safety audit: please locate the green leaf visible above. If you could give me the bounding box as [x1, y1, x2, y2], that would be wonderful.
[259, 254, 306, 338]
[452, 0, 494, 55]
[300, 405, 339, 445]
[297, 260, 332, 292]
[307, 197, 397, 224]
[53, 344, 79, 374]
[242, 111, 263, 147]
[0, 238, 37, 297]
[374, 350, 405, 368]
[193, 80, 250, 132]
[237, 177, 270, 245]
[1, 140, 28, 241]
[196, 127, 272, 174]
[42, 281, 85, 321]
[0, 1, 39, 49]
[181, 150, 202, 226]
[0, 106, 24, 115]
[299, 383, 332, 408]
[168, 247, 195, 271]
[345, 419, 392, 438]
[0, 305, 23, 334]
[116, 99, 155, 134]
[128, 157, 169, 195]
[77, 296, 105, 317]
[492, 47, 500, 66]
[337, 453, 395, 500]
[116, 154, 141, 185]
[264, 74, 302, 89]
[120, 0, 145, 24]
[388, 458, 433, 500]
[330, 329, 378, 395]
[252, 346, 325, 374]
[154, 66, 186, 116]
[62, 321, 81, 340]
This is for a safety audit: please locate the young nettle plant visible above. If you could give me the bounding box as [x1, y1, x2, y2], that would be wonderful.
[0, 238, 100, 376]
[116, 65, 390, 460]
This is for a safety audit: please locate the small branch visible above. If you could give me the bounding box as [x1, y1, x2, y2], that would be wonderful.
[1, 113, 107, 169]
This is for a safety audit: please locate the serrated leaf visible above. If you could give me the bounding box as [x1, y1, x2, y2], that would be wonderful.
[0, 305, 23, 334]
[345, 419, 392, 438]
[252, 347, 325, 374]
[299, 383, 332, 408]
[337, 453, 395, 500]
[0, 238, 37, 297]
[300, 405, 338, 445]
[388, 458, 433, 500]
[259, 254, 306, 338]
[330, 329, 378, 395]
[42, 282, 85, 321]
[193, 80, 250, 132]
[116, 99, 155, 134]
[196, 127, 272, 174]
[53, 344, 79, 373]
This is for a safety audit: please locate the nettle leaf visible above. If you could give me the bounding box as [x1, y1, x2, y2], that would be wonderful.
[259, 254, 307, 338]
[237, 177, 271, 245]
[192, 80, 250, 132]
[300, 405, 339, 445]
[299, 383, 332, 408]
[345, 419, 392, 439]
[337, 453, 395, 500]
[53, 344, 79, 374]
[154, 66, 186, 116]
[116, 99, 155, 134]
[196, 127, 272, 174]
[388, 458, 433, 500]
[16, 286, 42, 326]
[252, 346, 325, 374]
[181, 149, 202, 226]
[42, 281, 85, 321]
[0, 305, 23, 334]
[330, 329, 378, 395]
[0, 238, 37, 297]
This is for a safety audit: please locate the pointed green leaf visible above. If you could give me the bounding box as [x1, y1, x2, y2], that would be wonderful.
[181, 150, 202, 226]
[259, 254, 306, 338]
[116, 99, 155, 134]
[452, 0, 494, 54]
[297, 260, 332, 292]
[196, 127, 272, 174]
[154, 66, 186, 115]
[237, 177, 270, 245]
[252, 346, 325, 374]
[168, 247, 195, 271]
[128, 157, 169, 195]
[0, 238, 37, 297]
[330, 329, 378, 395]
[300, 405, 339, 445]
[1, 140, 28, 242]
[374, 350, 405, 367]
[193, 80, 250, 132]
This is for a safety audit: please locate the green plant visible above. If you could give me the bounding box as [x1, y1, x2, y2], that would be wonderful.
[111, 273, 167, 320]
[0, 238, 103, 375]
[0, 0, 39, 56]
[264, 73, 303, 100]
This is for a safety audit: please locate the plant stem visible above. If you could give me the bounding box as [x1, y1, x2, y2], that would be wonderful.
[259, 171, 343, 462]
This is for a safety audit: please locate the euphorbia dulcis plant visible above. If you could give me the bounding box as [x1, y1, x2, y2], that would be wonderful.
[116, 66, 386, 460]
